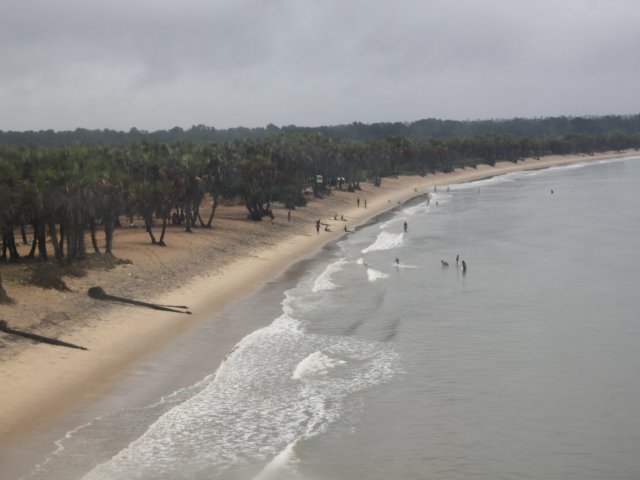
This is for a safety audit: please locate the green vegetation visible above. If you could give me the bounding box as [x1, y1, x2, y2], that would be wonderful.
[1, 116, 639, 300]
[2, 114, 640, 145]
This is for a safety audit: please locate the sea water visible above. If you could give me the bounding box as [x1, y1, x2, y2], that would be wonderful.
[15, 156, 640, 479]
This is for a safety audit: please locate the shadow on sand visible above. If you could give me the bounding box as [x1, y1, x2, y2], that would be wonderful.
[87, 287, 192, 315]
[0, 319, 88, 351]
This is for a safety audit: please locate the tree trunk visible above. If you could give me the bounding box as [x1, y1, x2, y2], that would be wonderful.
[66, 222, 76, 261]
[144, 213, 157, 244]
[27, 222, 38, 258]
[0, 270, 11, 304]
[104, 216, 114, 255]
[58, 223, 66, 258]
[48, 222, 64, 260]
[36, 221, 48, 260]
[77, 216, 87, 260]
[193, 195, 203, 228]
[158, 214, 168, 247]
[20, 223, 28, 245]
[89, 218, 101, 254]
[65, 209, 87, 261]
[11, 231, 20, 260]
[184, 201, 193, 233]
[205, 196, 219, 228]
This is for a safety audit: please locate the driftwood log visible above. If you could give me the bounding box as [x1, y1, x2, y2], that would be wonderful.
[0, 319, 88, 350]
[87, 287, 192, 314]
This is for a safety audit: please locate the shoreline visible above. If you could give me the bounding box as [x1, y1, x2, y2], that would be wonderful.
[0, 150, 636, 457]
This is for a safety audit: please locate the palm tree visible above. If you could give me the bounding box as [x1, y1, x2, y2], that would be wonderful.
[0, 152, 22, 262]
[200, 143, 230, 228]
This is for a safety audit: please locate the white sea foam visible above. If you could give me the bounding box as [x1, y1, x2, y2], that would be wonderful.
[252, 440, 300, 480]
[402, 203, 429, 216]
[515, 156, 639, 179]
[429, 192, 451, 205]
[450, 174, 516, 191]
[367, 268, 389, 282]
[292, 351, 346, 380]
[311, 258, 348, 293]
[361, 231, 404, 254]
[21, 367, 217, 480]
[379, 216, 404, 229]
[81, 303, 401, 480]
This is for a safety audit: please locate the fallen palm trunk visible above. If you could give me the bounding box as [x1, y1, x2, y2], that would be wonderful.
[87, 287, 192, 314]
[0, 320, 88, 350]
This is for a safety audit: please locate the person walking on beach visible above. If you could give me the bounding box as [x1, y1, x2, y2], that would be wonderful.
[403, 221, 408, 233]
[316, 219, 321, 234]
[357, 197, 360, 207]
[456, 254, 459, 266]
[462, 260, 467, 273]
[364, 199, 367, 209]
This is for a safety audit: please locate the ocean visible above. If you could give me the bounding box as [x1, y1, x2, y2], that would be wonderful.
[14, 155, 640, 479]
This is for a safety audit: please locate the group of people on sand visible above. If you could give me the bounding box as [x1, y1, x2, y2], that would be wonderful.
[316, 219, 332, 233]
[316, 213, 352, 234]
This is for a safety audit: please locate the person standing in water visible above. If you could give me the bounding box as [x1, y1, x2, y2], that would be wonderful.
[316, 219, 321, 233]
[403, 221, 408, 233]
[456, 254, 460, 265]
[462, 260, 467, 273]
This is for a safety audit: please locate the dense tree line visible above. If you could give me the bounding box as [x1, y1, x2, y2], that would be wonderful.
[2, 115, 640, 146]
[1, 129, 639, 299]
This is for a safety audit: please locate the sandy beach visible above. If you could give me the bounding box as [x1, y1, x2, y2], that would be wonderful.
[0, 150, 635, 455]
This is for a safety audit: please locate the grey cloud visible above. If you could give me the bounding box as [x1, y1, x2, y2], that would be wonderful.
[1, 0, 639, 131]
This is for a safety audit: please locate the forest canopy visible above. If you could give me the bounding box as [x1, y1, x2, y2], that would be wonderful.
[1, 115, 639, 271]
[2, 114, 640, 146]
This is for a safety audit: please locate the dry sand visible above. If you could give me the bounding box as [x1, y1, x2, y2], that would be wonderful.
[0, 150, 635, 448]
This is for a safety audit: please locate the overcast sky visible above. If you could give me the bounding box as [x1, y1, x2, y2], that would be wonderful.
[1, 0, 639, 131]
